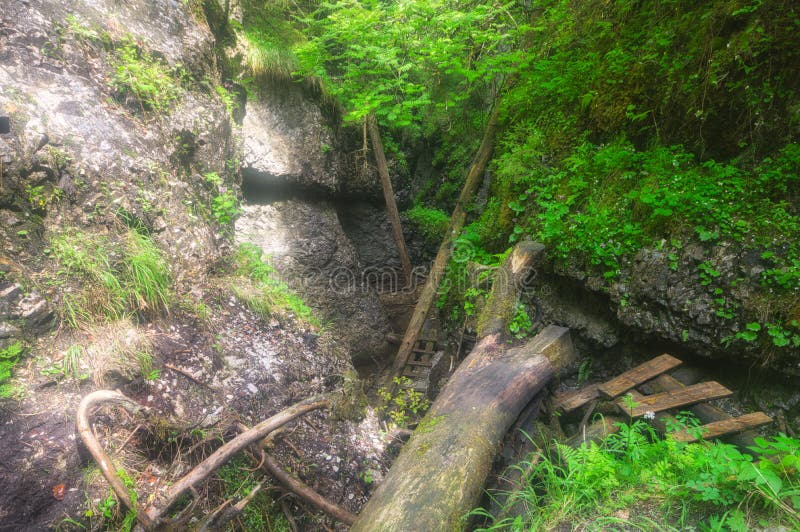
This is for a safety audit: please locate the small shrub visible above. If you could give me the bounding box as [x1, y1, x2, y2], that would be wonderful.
[211, 190, 240, 225]
[377, 377, 430, 427]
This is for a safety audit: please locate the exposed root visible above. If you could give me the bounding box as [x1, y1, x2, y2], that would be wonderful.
[76, 390, 155, 529]
[78, 389, 333, 530]
[262, 450, 356, 525]
[236, 421, 358, 526]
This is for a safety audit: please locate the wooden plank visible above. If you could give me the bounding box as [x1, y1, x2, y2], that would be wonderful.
[617, 381, 732, 417]
[671, 412, 772, 443]
[598, 354, 683, 399]
[553, 384, 599, 413]
[406, 360, 433, 367]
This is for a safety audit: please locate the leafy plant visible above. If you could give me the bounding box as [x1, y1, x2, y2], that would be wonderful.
[377, 377, 430, 427]
[109, 39, 181, 113]
[210, 190, 240, 225]
[508, 302, 533, 339]
[472, 419, 800, 530]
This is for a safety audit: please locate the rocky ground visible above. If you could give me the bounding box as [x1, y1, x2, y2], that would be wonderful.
[0, 0, 409, 528]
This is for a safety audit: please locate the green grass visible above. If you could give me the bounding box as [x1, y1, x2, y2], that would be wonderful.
[472, 416, 800, 531]
[51, 228, 171, 326]
[0, 341, 25, 398]
[217, 457, 292, 531]
[231, 243, 318, 327]
[234, 1, 305, 86]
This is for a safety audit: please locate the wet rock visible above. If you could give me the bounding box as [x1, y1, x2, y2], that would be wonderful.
[236, 199, 392, 366]
[243, 87, 339, 193]
[0, 322, 21, 339]
[242, 84, 382, 198]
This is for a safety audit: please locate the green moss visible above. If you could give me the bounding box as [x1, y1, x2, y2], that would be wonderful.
[405, 205, 450, 244]
[231, 243, 319, 327]
[416, 415, 445, 435]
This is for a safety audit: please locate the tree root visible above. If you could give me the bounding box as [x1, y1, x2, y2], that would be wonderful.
[77, 389, 331, 530]
[237, 422, 358, 526]
[76, 390, 155, 529]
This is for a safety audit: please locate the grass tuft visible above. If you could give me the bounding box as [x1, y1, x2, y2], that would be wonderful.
[230, 243, 318, 327]
[51, 228, 171, 327]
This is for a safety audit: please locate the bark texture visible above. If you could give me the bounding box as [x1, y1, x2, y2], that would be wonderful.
[352, 325, 576, 531]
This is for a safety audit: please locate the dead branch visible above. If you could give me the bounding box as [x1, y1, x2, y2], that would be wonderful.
[237, 422, 357, 526]
[198, 479, 267, 532]
[78, 389, 332, 529]
[76, 390, 155, 530]
[261, 450, 357, 526]
[144, 394, 330, 523]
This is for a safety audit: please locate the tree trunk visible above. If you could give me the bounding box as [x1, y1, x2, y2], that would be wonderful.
[386, 103, 502, 386]
[477, 241, 545, 340]
[351, 325, 576, 531]
[367, 113, 413, 284]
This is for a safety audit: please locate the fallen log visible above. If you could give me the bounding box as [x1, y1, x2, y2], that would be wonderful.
[476, 241, 545, 340]
[351, 325, 577, 531]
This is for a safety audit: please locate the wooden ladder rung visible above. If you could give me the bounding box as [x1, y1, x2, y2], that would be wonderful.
[412, 348, 438, 355]
[553, 384, 600, 413]
[670, 412, 773, 443]
[407, 360, 433, 367]
[599, 354, 683, 399]
[616, 381, 732, 417]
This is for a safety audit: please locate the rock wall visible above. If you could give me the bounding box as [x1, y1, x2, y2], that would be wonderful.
[526, 239, 800, 375]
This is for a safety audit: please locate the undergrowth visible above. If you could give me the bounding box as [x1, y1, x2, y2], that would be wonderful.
[109, 39, 182, 113]
[472, 416, 800, 531]
[405, 204, 450, 244]
[230, 243, 318, 327]
[0, 341, 25, 398]
[217, 457, 291, 531]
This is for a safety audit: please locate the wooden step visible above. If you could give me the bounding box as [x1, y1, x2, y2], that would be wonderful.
[598, 354, 683, 399]
[403, 368, 427, 378]
[616, 381, 732, 417]
[411, 348, 439, 355]
[553, 384, 599, 413]
[670, 412, 772, 443]
[406, 360, 433, 367]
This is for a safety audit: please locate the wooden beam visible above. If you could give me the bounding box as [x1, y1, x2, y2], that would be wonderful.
[553, 384, 599, 413]
[598, 354, 682, 399]
[367, 113, 413, 283]
[670, 412, 772, 443]
[617, 381, 732, 417]
[642, 374, 764, 449]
